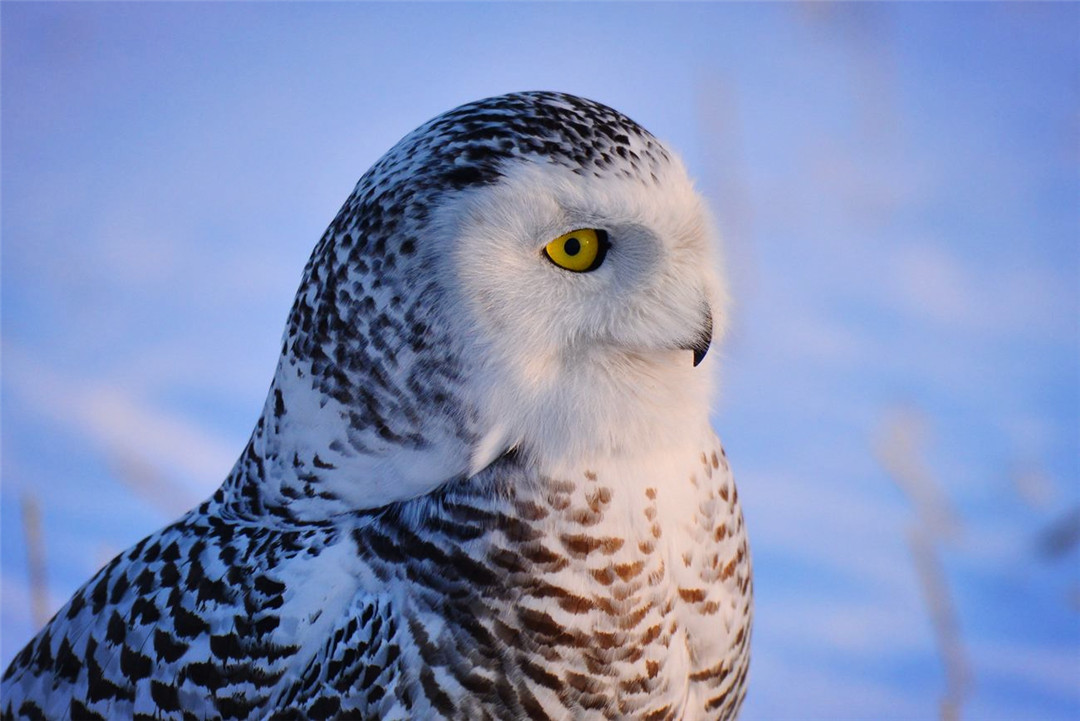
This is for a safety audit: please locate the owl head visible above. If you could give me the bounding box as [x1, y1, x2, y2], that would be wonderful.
[263, 92, 727, 510]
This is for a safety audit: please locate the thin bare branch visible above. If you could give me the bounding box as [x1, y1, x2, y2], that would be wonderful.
[19, 490, 50, 630]
[876, 407, 970, 721]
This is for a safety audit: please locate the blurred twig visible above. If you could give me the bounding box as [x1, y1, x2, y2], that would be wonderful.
[876, 408, 970, 721]
[19, 489, 50, 629]
[876, 408, 959, 539]
[106, 448, 201, 519]
[1037, 506, 1080, 560]
[908, 527, 969, 721]
[1010, 460, 1078, 610]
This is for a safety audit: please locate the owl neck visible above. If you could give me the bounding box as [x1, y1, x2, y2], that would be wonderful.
[215, 346, 717, 523]
[478, 346, 718, 470]
[214, 354, 480, 523]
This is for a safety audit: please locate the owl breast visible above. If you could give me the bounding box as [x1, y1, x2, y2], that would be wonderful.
[351, 433, 752, 720]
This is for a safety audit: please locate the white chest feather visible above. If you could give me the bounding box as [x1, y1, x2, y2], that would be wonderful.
[363, 431, 754, 720]
[504, 434, 751, 719]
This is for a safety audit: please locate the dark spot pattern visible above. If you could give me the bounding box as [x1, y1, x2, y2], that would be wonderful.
[0, 92, 750, 720]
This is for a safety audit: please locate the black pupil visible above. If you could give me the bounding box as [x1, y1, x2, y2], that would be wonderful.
[564, 237, 581, 256]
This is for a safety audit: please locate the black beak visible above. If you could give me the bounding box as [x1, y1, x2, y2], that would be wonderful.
[686, 305, 713, 367]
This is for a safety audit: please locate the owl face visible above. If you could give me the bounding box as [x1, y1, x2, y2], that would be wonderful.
[430, 151, 725, 465]
[271, 92, 727, 502]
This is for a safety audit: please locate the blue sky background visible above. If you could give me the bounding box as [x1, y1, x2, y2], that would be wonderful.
[2, 3, 1077, 719]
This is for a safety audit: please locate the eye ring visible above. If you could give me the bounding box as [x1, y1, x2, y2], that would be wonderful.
[543, 229, 609, 273]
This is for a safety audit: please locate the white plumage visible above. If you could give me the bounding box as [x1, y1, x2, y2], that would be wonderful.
[2, 91, 751, 720]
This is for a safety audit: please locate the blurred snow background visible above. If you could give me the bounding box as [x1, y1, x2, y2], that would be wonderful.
[2, 3, 1077, 719]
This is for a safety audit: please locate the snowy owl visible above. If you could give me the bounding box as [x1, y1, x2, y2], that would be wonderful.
[2, 91, 751, 720]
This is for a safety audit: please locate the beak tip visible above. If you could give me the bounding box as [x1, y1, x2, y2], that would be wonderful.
[675, 298, 714, 367]
[692, 345, 709, 367]
[691, 304, 713, 367]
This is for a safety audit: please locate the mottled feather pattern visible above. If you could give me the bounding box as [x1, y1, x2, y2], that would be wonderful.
[3, 440, 748, 719]
[2, 91, 751, 719]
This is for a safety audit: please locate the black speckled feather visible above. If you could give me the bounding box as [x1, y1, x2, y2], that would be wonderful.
[2, 92, 751, 720]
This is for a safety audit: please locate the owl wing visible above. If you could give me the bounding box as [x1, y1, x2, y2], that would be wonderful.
[0, 508, 356, 721]
[266, 593, 408, 720]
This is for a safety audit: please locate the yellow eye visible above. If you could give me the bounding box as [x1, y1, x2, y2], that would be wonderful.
[543, 229, 608, 272]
